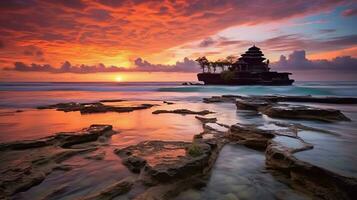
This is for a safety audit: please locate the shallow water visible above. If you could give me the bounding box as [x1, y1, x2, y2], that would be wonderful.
[1, 81, 357, 199]
[175, 145, 309, 200]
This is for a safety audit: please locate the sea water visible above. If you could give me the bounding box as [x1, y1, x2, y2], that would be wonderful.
[1, 81, 356, 199]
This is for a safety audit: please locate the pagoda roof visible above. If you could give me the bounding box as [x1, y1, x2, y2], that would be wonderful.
[248, 45, 260, 51]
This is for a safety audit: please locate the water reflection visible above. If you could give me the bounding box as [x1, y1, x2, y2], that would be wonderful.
[175, 145, 309, 200]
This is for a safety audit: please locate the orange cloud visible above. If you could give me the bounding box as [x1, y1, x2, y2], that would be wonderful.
[0, 0, 348, 68]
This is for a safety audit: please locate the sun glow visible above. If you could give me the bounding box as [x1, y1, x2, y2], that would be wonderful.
[115, 76, 123, 82]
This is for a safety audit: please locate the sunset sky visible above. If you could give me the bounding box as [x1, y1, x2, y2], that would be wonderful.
[0, 0, 356, 82]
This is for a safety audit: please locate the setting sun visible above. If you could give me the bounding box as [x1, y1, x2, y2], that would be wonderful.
[115, 76, 123, 82]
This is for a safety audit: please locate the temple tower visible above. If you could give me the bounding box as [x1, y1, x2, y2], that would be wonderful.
[235, 45, 269, 72]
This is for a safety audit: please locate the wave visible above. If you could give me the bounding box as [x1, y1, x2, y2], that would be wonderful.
[156, 85, 353, 96]
[1, 82, 357, 108]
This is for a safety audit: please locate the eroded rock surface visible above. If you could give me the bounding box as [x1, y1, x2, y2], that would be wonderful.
[227, 124, 275, 150]
[37, 101, 155, 114]
[261, 104, 351, 122]
[0, 125, 115, 198]
[225, 122, 356, 200]
[235, 98, 270, 110]
[195, 116, 217, 123]
[0, 125, 114, 151]
[80, 177, 134, 200]
[258, 95, 357, 104]
[266, 141, 357, 200]
[152, 109, 214, 115]
[234, 97, 351, 122]
[203, 95, 242, 103]
[115, 140, 221, 183]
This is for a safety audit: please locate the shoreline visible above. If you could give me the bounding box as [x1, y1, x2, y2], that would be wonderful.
[1, 95, 357, 199]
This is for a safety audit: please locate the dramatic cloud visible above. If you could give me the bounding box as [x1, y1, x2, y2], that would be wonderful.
[199, 37, 216, 48]
[0, 0, 348, 64]
[189, 34, 357, 53]
[4, 58, 199, 73]
[273, 50, 357, 71]
[260, 34, 357, 52]
[319, 29, 336, 34]
[342, 8, 357, 16]
[134, 57, 198, 72]
[22, 45, 44, 58]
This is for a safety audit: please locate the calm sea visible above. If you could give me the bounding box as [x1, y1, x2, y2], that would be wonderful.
[1, 81, 357, 108]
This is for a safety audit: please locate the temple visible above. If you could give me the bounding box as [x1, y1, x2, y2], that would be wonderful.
[197, 45, 294, 85]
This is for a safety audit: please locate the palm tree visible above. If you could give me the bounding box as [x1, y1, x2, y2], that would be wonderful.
[195, 57, 206, 72]
[210, 61, 217, 73]
[225, 55, 237, 71]
[216, 59, 225, 72]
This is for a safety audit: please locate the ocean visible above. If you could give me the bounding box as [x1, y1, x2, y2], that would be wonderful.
[1, 81, 357, 199]
[1, 81, 357, 108]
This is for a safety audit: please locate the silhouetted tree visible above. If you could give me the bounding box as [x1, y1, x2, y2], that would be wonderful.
[225, 55, 237, 71]
[216, 59, 225, 72]
[195, 57, 209, 72]
[210, 61, 218, 73]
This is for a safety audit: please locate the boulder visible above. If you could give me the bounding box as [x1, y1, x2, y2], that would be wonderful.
[122, 156, 147, 173]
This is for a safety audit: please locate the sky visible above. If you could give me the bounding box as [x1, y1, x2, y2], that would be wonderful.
[0, 0, 356, 82]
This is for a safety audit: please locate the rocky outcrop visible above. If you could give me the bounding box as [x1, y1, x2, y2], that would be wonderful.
[206, 95, 357, 104]
[0, 125, 114, 151]
[0, 125, 115, 198]
[203, 95, 242, 103]
[122, 156, 147, 173]
[227, 124, 275, 150]
[266, 141, 357, 200]
[37, 102, 155, 114]
[115, 140, 221, 183]
[258, 95, 357, 104]
[261, 104, 351, 122]
[235, 98, 270, 110]
[234, 97, 351, 122]
[152, 109, 214, 115]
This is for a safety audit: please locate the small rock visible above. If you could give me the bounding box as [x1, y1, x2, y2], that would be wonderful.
[122, 156, 147, 173]
[195, 116, 217, 123]
[152, 109, 214, 115]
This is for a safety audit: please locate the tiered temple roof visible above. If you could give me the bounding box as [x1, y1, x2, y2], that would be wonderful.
[239, 45, 266, 64]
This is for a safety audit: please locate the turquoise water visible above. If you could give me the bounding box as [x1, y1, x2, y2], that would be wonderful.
[1, 81, 357, 108]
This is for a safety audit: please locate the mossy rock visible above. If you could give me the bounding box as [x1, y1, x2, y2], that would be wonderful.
[187, 143, 204, 157]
